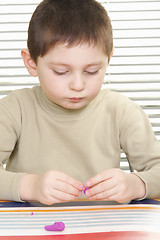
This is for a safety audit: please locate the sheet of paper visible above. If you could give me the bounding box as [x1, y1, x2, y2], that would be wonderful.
[0, 204, 160, 236]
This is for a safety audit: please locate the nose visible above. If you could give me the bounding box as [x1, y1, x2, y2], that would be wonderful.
[69, 73, 85, 92]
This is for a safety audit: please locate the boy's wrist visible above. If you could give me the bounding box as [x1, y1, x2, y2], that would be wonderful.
[131, 173, 146, 200]
[19, 174, 39, 201]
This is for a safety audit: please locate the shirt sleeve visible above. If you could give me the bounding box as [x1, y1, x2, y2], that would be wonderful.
[119, 100, 160, 198]
[0, 93, 25, 201]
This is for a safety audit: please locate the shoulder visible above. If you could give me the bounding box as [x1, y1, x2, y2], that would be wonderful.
[98, 89, 138, 111]
[98, 89, 150, 134]
[9, 86, 39, 100]
[0, 86, 40, 116]
[0, 86, 39, 106]
[100, 88, 130, 101]
[97, 89, 144, 126]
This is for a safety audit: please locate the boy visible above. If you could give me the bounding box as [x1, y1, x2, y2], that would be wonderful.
[0, 0, 160, 205]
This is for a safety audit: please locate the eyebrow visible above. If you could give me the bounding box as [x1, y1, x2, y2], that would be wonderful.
[48, 61, 104, 67]
[86, 62, 104, 67]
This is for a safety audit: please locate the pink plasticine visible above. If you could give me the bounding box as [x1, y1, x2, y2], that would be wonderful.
[44, 222, 65, 231]
[83, 187, 90, 194]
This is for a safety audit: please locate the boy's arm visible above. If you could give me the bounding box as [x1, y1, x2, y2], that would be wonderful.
[85, 168, 146, 202]
[0, 96, 23, 201]
[0, 169, 25, 201]
[0, 93, 84, 204]
[120, 104, 160, 199]
[85, 102, 160, 202]
[19, 171, 84, 205]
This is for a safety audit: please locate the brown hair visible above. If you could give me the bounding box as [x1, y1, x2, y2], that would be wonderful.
[27, 0, 113, 63]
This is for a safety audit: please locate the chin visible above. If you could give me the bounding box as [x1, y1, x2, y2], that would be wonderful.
[64, 103, 87, 110]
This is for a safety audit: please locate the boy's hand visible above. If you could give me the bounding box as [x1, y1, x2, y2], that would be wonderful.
[85, 168, 146, 203]
[20, 170, 84, 205]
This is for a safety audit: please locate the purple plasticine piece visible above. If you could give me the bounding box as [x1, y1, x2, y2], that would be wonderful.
[83, 187, 90, 194]
[44, 222, 65, 231]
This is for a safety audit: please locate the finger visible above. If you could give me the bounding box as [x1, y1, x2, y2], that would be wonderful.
[94, 186, 129, 203]
[41, 194, 77, 205]
[53, 180, 82, 197]
[86, 178, 116, 198]
[55, 171, 84, 191]
[41, 196, 64, 205]
[50, 188, 80, 202]
[86, 170, 113, 188]
[88, 186, 118, 200]
[107, 192, 127, 203]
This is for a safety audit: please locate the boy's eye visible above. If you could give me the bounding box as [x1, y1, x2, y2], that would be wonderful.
[53, 70, 68, 75]
[85, 70, 99, 75]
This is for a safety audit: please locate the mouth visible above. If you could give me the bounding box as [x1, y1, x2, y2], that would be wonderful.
[69, 97, 83, 103]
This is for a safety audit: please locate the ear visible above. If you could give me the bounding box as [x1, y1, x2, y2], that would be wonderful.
[21, 49, 38, 77]
[108, 48, 114, 64]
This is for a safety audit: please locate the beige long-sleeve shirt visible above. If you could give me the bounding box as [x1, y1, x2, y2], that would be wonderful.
[0, 86, 160, 201]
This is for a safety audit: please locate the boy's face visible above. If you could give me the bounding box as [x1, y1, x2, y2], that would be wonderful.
[35, 43, 108, 109]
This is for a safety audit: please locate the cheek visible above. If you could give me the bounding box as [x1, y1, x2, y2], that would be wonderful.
[92, 75, 104, 88]
[46, 79, 67, 97]
[39, 73, 62, 89]
[87, 79, 103, 97]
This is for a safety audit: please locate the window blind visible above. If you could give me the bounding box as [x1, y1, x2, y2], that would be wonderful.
[0, 0, 160, 171]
